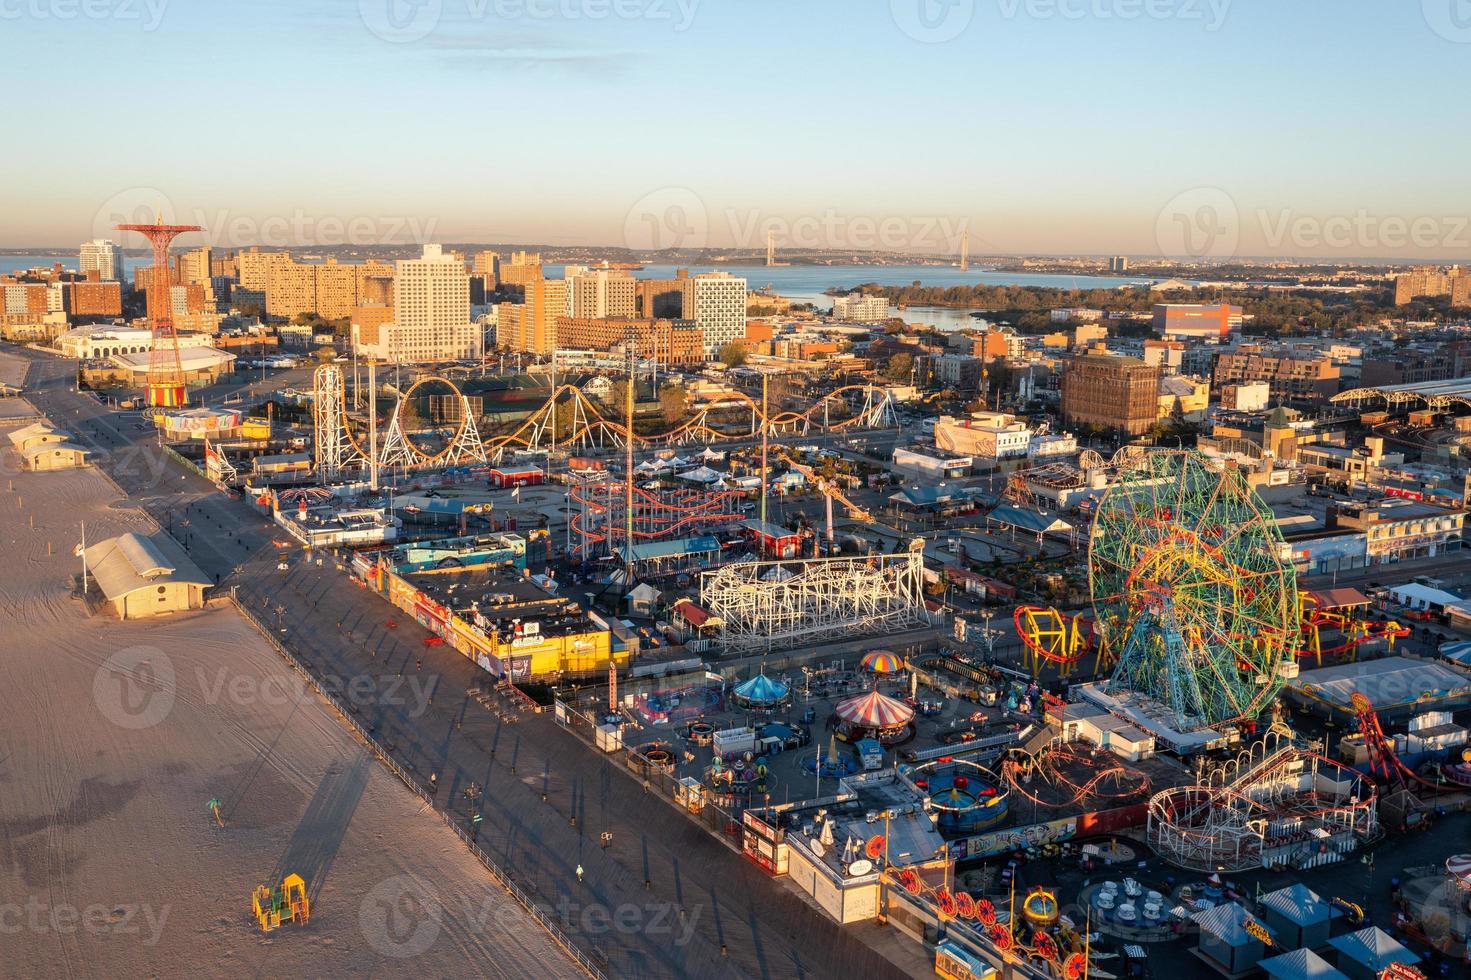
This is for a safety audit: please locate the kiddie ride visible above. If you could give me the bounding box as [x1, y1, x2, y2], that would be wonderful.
[1297, 590, 1409, 666]
[252, 873, 310, 932]
[895, 871, 1093, 979]
[1014, 607, 1105, 680]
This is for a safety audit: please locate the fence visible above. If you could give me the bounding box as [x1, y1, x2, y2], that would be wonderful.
[229, 589, 610, 980]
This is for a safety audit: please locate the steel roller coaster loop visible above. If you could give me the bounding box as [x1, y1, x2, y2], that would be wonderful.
[321, 368, 900, 468]
[1089, 450, 1299, 729]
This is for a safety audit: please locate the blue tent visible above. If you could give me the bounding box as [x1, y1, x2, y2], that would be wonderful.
[733, 672, 790, 707]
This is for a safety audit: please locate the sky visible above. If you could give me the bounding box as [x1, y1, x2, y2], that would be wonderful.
[2, 0, 1470, 259]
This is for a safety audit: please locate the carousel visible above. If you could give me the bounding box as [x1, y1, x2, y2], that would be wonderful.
[832, 689, 916, 745]
[731, 671, 792, 712]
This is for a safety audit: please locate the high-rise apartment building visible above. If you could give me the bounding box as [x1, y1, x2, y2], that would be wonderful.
[79, 240, 124, 282]
[636, 270, 688, 319]
[1109, 255, 1129, 273]
[377, 243, 476, 362]
[257, 253, 394, 320]
[1393, 265, 1471, 307]
[1060, 347, 1161, 436]
[497, 275, 566, 354]
[682, 272, 746, 358]
[566, 268, 636, 320]
[238, 248, 292, 292]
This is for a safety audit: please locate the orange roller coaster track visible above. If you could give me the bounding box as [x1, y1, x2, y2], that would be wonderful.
[569, 482, 747, 551]
[326, 375, 900, 470]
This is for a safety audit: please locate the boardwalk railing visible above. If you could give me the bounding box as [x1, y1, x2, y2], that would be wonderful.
[229, 589, 610, 980]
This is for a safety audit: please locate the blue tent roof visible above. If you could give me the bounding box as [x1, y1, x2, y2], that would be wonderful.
[733, 672, 790, 704]
[1259, 949, 1348, 980]
[1193, 903, 1274, 946]
[1327, 926, 1420, 970]
[1260, 883, 1336, 927]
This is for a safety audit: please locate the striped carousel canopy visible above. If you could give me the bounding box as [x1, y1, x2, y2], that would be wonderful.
[834, 689, 915, 729]
[861, 650, 905, 673]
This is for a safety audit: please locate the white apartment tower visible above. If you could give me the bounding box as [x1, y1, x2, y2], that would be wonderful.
[384, 244, 475, 363]
[683, 272, 747, 358]
[565, 268, 636, 319]
[79, 239, 123, 282]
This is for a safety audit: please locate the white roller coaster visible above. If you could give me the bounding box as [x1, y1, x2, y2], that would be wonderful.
[699, 540, 932, 651]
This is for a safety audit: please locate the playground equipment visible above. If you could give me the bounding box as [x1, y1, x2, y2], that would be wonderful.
[252, 873, 310, 932]
[1297, 590, 1409, 665]
[1013, 606, 1096, 678]
[1090, 450, 1299, 729]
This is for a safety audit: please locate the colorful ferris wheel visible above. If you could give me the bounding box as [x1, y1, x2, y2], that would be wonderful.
[1088, 450, 1299, 729]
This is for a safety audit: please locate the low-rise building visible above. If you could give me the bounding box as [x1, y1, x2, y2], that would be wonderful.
[83, 531, 211, 619]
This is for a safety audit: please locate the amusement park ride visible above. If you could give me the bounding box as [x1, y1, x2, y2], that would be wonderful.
[116, 213, 203, 410]
[308, 363, 900, 477]
[1010, 450, 1413, 735]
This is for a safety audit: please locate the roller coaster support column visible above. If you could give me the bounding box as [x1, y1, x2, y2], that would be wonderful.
[760, 371, 769, 535]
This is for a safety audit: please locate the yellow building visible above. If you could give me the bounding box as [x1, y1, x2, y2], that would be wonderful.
[385, 567, 623, 680]
[83, 532, 211, 619]
[497, 275, 566, 354]
[1157, 375, 1211, 422]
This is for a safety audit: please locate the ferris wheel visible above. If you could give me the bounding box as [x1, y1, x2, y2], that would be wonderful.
[1088, 450, 1299, 729]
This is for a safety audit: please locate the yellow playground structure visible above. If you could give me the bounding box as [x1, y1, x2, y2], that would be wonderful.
[252, 873, 310, 932]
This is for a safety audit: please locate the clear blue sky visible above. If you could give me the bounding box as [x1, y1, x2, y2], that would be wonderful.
[3, 0, 1469, 258]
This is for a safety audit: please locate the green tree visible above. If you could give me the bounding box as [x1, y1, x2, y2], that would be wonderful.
[884, 352, 914, 382]
[718, 343, 747, 368]
[659, 384, 689, 424]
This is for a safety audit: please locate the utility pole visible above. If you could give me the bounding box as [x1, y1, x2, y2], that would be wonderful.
[368, 360, 379, 491]
[760, 372, 769, 541]
[624, 338, 636, 600]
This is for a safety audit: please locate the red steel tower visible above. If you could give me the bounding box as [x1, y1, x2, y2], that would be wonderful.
[116, 213, 203, 408]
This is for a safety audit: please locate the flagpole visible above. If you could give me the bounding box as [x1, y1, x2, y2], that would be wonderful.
[81, 520, 87, 594]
